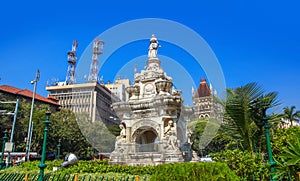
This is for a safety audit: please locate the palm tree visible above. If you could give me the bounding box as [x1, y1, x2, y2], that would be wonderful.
[224, 82, 279, 155]
[282, 106, 300, 127]
[224, 83, 263, 153]
[251, 92, 280, 125]
[250, 92, 280, 153]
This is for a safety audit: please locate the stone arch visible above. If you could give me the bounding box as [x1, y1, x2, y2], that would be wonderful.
[131, 119, 160, 144]
[131, 126, 159, 152]
[133, 126, 158, 144]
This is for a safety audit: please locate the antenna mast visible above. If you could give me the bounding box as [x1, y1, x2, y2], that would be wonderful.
[88, 37, 104, 82]
[66, 40, 78, 85]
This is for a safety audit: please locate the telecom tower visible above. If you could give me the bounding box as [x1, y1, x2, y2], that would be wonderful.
[88, 37, 104, 82]
[65, 40, 78, 85]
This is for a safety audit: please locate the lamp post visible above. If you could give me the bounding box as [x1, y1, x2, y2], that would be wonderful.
[57, 140, 61, 161]
[10, 99, 19, 143]
[25, 69, 40, 161]
[0, 130, 8, 169]
[38, 111, 51, 181]
[264, 116, 276, 181]
[0, 99, 19, 143]
[0, 100, 18, 168]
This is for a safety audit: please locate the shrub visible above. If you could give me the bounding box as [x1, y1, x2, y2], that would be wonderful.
[1, 160, 238, 180]
[212, 149, 270, 180]
[150, 162, 239, 181]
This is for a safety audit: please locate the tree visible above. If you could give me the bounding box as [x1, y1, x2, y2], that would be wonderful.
[250, 92, 280, 153]
[282, 106, 300, 127]
[0, 98, 97, 159]
[188, 118, 229, 156]
[224, 83, 263, 153]
[48, 109, 94, 159]
[76, 114, 116, 154]
[224, 82, 279, 155]
[0, 99, 48, 152]
[189, 119, 209, 155]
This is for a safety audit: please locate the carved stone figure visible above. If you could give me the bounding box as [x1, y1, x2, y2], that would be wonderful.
[118, 123, 126, 141]
[164, 120, 174, 134]
[164, 120, 178, 151]
[113, 124, 127, 153]
[114, 123, 126, 144]
[148, 34, 160, 58]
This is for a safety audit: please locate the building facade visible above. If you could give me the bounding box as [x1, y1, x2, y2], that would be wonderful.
[192, 78, 223, 120]
[279, 118, 300, 128]
[103, 78, 131, 102]
[0, 84, 60, 112]
[46, 82, 118, 125]
[115, 78, 131, 101]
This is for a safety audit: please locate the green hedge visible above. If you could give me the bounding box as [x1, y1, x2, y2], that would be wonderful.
[1, 161, 239, 180]
[211, 149, 271, 180]
[150, 162, 239, 181]
[1, 160, 155, 175]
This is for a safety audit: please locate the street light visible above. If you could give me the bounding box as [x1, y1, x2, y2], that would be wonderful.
[0, 99, 19, 168]
[38, 111, 51, 181]
[264, 116, 276, 181]
[10, 99, 19, 144]
[0, 100, 19, 143]
[25, 69, 40, 161]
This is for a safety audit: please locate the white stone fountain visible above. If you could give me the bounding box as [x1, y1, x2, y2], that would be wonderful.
[109, 35, 194, 166]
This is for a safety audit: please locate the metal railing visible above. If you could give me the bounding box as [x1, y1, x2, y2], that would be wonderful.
[0, 173, 147, 181]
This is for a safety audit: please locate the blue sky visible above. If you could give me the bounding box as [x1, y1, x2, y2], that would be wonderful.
[0, 1, 299, 112]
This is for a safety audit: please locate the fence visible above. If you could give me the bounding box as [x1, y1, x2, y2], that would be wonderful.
[0, 173, 144, 181]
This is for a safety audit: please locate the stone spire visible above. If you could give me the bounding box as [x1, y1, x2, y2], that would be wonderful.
[195, 78, 212, 98]
[134, 35, 171, 83]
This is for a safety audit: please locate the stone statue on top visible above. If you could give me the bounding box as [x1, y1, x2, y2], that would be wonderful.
[148, 34, 161, 59]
